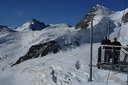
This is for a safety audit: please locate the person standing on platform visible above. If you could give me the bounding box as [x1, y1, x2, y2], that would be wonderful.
[112, 37, 121, 64]
[101, 36, 112, 63]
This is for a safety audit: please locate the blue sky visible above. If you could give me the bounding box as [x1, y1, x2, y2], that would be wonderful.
[0, 0, 127, 27]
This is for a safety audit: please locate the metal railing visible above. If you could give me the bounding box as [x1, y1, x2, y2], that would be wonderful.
[97, 45, 128, 70]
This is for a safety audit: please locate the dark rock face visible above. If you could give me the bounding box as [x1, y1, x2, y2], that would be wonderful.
[122, 12, 128, 23]
[15, 19, 50, 31]
[75, 6, 100, 29]
[0, 25, 15, 32]
[29, 19, 49, 31]
[0, 25, 8, 29]
[12, 41, 61, 66]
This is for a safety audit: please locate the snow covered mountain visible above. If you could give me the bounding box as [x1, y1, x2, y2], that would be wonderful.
[0, 5, 128, 85]
[0, 25, 15, 32]
[15, 19, 49, 31]
[75, 4, 128, 44]
[75, 4, 113, 29]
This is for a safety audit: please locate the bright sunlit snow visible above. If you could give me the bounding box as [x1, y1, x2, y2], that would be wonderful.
[0, 5, 128, 85]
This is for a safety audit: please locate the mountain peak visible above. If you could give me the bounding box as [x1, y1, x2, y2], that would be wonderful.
[75, 5, 113, 29]
[94, 4, 113, 14]
[94, 4, 108, 10]
[95, 4, 105, 8]
[96, 4, 101, 7]
[15, 19, 49, 31]
[30, 19, 42, 24]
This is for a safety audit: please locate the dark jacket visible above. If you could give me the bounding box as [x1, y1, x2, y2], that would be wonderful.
[112, 41, 121, 50]
[101, 39, 111, 49]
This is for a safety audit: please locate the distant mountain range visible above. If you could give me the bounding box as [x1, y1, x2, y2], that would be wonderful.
[0, 5, 128, 85]
[0, 5, 128, 65]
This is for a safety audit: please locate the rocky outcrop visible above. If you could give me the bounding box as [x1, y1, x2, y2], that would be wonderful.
[12, 41, 61, 66]
[75, 5, 112, 29]
[122, 12, 128, 23]
[29, 19, 49, 31]
[0, 25, 8, 29]
[75, 5, 100, 29]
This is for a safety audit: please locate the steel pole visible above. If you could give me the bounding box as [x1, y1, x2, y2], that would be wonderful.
[127, 71, 128, 85]
[89, 19, 93, 82]
[108, 21, 110, 38]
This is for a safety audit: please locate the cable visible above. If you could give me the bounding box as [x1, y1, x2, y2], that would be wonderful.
[106, 70, 111, 85]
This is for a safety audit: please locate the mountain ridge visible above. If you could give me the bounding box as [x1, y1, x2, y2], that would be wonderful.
[15, 19, 49, 31]
[0, 5, 128, 85]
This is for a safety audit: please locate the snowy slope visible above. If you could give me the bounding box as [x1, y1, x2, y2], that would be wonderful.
[0, 44, 127, 85]
[0, 5, 128, 85]
[0, 23, 75, 71]
[109, 8, 128, 45]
